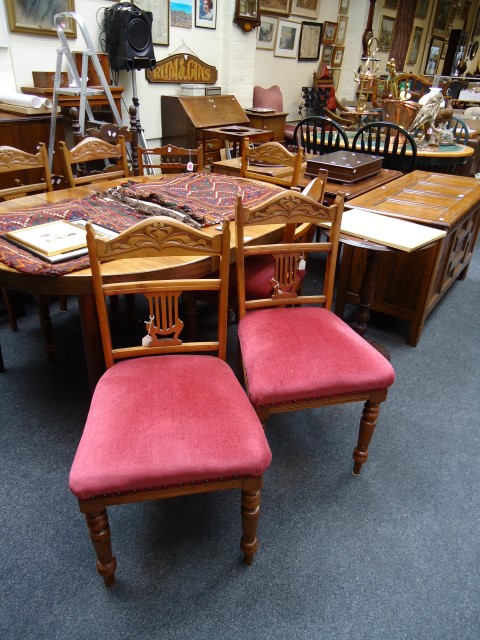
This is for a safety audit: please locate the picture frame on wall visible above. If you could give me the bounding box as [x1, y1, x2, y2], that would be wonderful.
[415, 0, 430, 19]
[378, 16, 395, 51]
[331, 46, 344, 68]
[195, 0, 217, 29]
[171, 0, 193, 28]
[335, 15, 348, 46]
[332, 68, 341, 89]
[259, 0, 292, 16]
[321, 44, 333, 65]
[298, 21, 322, 61]
[338, 0, 349, 15]
[407, 25, 423, 65]
[5, 0, 76, 37]
[322, 21, 337, 45]
[432, 0, 452, 37]
[424, 37, 443, 75]
[257, 16, 278, 50]
[291, 0, 320, 19]
[383, 0, 398, 8]
[136, 0, 170, 44]
[274, 19, 301, 58]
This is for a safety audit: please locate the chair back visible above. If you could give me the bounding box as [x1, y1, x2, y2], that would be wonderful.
[87, 216, 231, 368]
[351, 122, 417, 173]
[240, 138, 304, 188]
[0, 143, 53, 200]
[235, 189, 344, 321]
[253, 85, 284, 112]
[137, 144, 204, 175]
[446, 116, 469, 144]
[293, 116, 349, 155]
[59, 136, 130, 187]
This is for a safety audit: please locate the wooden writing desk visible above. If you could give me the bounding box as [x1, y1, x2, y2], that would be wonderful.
[335, 171, 480, 346]
[0, 175, 285, 389]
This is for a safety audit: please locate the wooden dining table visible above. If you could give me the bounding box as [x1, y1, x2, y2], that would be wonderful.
[0, 173, 287, 389]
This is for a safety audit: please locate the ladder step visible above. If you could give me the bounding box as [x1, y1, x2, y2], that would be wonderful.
[55, 87, 105, 96]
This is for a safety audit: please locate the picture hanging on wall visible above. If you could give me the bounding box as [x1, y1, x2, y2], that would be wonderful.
[259, 0, 292, 17]
[383, 0, 398, 8]
[274, 19, 301, 58]
[257, 16, 278, 50]
[5, 0, 76, 37]
[331, 46, 344, 68]
[378, 16, 395, 51]
[338, 0, 349, 15]
[170, 0, 192, 29]
[415, 0, 430, 18]
[424, 37, 443, 75]
[298, 21, 322, 61]
[291, 0, 320, 19]
[332, 68, 341, 89]
[321, 44, 333, 66]
[432, 0, 452, 37]
[335, 16, 348, 46]
[406, 25, 423, 65]
[136, 0, 170, 44]
[195, 0, 216, 29]
[322, 21, 337, 45]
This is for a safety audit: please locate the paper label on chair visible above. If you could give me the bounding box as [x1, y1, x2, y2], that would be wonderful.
[187, 161, 194, 171]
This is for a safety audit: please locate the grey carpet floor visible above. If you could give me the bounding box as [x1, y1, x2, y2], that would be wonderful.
[0, 247, 479, 640]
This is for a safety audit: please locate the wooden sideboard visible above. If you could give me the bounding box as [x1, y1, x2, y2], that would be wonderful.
[335, 171, 480, 346]
[0, 111, 65, 188]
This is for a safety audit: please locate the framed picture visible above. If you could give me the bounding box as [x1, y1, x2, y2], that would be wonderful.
[321, 44, 333, 65]
[331, 46, 344, 68]
[378, 16, 395, 51]
[432, 0, 452, 37]
[407, 26, 423, 65]
[424, 37, 443, 75]
[298, 21, 322, 61]
[195, 0, 217, 29]
[383, 0, 398, 7]
[332, 68, 341, 89]
[5, 0, 76, 37]
[338, 0, 349, 15]
[136, 0, 170, 44]
[257, 16, 278, 50]
[274, 19, 301, 58]
[335, 15, 348, 46]
[290, 0, 320, 19]
[322, 21, 337, 45]
[259, 0, 292, 16]
[440, 41, 448, 59]
[0, 0, 9, 47]
[415, 0, 430, 19]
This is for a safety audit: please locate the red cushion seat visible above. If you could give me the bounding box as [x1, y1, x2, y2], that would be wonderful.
[238, 307, 396, 407]
[69, 355, 272, 500]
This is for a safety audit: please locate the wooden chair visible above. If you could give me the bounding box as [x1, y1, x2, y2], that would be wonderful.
[240, 138, 304, 188]
[293, 116, 349, 156]
[69, 216, 272, 587]
[0, 143, 55, 366]
[234, 190, 396, 476]
[59, 136, 129, 188]
[351, 122, 417, 173]
[253, 85, 284, 111]
[137, 144, 204, 175]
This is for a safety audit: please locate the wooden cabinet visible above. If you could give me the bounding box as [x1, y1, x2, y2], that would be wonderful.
[0, 111, 65, 189]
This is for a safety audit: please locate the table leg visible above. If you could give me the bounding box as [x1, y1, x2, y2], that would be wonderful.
[78, 294, 105, 392]
[352, 249, 390, 361]
[36, 293, 55, 363]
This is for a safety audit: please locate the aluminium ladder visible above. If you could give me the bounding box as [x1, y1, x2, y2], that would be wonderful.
[47, 12, 123, 169]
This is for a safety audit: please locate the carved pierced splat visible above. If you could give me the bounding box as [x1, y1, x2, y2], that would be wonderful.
[249, 193, 334, 225]
[144, 292, 183, 346]
[270, 252, 303, 299]
[246, 142, 299, 168]
[68, 137, 124, 164]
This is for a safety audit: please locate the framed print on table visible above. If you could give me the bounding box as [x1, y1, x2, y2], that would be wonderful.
[298, 21, 322, 61]
[136, 0, 170, 44]
[195, 0, 217, 29]
[378, 16, 395, 51]
[257, 16, 278, 49]
[424, 37, 443, 75]
[338, 0, 349, 15]
[5, 0, 76, 37]
[407, 25, 423, 65]
[331, 46, 344, 68]
[275, 19, 301, 58]
[259, 0, 291, 16]
[291, 0, 320, 19]
[335, 15, 348, 46]
[322, 21, 337, 45]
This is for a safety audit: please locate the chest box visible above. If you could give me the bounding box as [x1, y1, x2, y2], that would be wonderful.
[305, 150, 383, 183]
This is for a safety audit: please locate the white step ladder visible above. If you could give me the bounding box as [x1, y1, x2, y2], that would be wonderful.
[48, 12, 123, 169]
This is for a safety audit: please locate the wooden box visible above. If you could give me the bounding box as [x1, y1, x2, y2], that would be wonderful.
[305, 150, 383, 183]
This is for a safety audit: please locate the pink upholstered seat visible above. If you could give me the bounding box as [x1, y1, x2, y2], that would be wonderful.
[69, 216, 271, 587]
[235, 189, 395, 476]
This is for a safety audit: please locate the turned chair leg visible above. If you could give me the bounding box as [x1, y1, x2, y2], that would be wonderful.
[84, 508, 117, 587]
[352, 399, 381, 476]
[240, 476, 263, 565]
